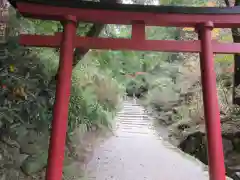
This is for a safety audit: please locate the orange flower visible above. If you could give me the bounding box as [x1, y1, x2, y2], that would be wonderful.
[206, 2, 216, 7]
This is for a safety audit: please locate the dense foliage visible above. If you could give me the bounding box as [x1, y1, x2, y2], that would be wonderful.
[1, 7, 123, 135]
[2, 0, 237, 135]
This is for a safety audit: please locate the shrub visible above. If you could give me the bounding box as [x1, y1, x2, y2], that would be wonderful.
[69, 65, 121, 131]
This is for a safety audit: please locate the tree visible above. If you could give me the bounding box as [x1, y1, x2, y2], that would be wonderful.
[223, 0, 240, 104]
[53, 0, 121, 82]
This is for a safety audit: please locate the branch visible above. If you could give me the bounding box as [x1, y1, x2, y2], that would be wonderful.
[51, 0, 120, 82]
[72, 0, 121, 67]
[73, 23, 105, 66]
[223, 0, 240, 104]
[224, 0, 230, 6]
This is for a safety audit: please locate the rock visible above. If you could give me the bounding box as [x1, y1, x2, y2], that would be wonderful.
[0, 174, 6, 180]
[0, 153, 3, 168]
[63, 162, 85, 179]
[15, 125, 28, 142]
[179, 131, 208, 164]
[21, 151, 48, 175]
[8, 146, 21, 168]
[225, 152, 240, 167]
[1, 136, 20, 148]
[228, 165, 240, 171]
[232, 136, 240, 153]
[8, 169, 20, 179]
[1, 169, 19, 180]
[180, 132, 235, 166]
[222, 138, 233, 156]
[15, 154, 29, 168]
[0, 142, 21, 169]
[0, 121, 3, 128]
[226, 167, 240, 180]
[222, 121, 240, 136]
[19, 130, 49, 155]
[235, 172, 240, 178]
[20, 141, 42, 155]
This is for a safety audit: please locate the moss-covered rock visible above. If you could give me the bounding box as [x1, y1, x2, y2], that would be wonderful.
[21, 151, 48, 175]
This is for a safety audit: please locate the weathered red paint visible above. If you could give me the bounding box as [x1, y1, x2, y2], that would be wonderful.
[19, 34, 240, 54]
[16, 2, 240, 28]
[45, 15, 77, 180]
[198, 22, 226, 180]
[132, 21, 145, 41]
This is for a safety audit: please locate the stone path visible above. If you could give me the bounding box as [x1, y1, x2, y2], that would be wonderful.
[85, 99, 210, 180]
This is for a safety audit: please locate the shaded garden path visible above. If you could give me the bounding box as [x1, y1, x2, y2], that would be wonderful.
[85, 99, 211, 180]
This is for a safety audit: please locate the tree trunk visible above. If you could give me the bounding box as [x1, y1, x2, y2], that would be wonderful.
[223, 0, 240, 104]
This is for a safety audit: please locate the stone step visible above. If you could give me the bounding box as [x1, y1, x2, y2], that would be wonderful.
[117, 115, 148, 119]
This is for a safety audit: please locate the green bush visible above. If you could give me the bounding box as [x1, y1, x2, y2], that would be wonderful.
[126, 75, 149, 98]
[2, 8, 122, 134]
[69, 65, 121, 131]
[34, 49, 122, 132]
[1, 47, 121, 133]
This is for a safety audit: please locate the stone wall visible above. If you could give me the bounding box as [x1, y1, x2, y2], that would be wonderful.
[0, 121, 106, 180]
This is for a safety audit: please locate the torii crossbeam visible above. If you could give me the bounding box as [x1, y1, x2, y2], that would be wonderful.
[10, 1, 240, 180]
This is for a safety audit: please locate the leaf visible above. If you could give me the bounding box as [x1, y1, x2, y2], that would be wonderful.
[212, 28, 220, 39]
[9, 64, 14, 72]
[182, 27, 220, 39]
[182, 27, 194, 31]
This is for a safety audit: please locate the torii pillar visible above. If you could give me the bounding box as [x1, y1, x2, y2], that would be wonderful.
[197, 21, 226, 180]
[45, 15, 77, 180]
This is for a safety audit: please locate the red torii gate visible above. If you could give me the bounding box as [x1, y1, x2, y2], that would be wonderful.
[9, 1, 240, 180]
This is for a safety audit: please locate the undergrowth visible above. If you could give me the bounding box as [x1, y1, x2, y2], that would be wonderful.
[1, 7, 122, 135]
